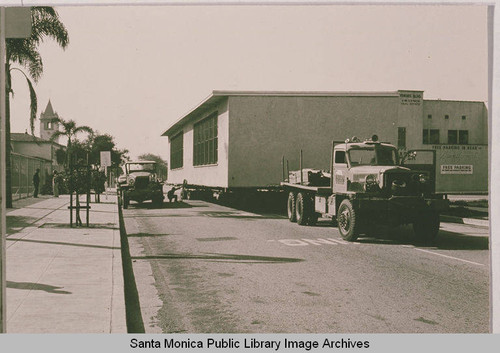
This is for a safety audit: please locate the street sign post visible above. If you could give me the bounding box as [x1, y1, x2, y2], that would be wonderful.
[100, 151, 112, 199]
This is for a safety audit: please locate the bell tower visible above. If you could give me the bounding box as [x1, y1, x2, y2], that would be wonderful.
[40, 100, 60, 142]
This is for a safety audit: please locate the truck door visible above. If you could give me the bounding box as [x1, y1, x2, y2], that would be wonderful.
[332, 149, 348, 194]
[401, 149, 436, 194]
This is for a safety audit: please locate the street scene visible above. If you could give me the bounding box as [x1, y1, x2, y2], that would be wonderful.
[124, 196, 489, 333]
[0, 2, 495, 348]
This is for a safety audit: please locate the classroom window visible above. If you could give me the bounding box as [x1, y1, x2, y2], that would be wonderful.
[445, 115, 449, 120]
[193, 112, 218, 166]
[170, 132, 183, 169]
[427, 114, 432, 119]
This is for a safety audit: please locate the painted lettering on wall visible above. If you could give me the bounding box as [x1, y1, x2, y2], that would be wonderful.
[432, 145, 482, 150]
[440, 165, 473, 174]
[399, 92, 422, 106]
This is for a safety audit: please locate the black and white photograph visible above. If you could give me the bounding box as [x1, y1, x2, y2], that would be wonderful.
[0, 0, 496, 350]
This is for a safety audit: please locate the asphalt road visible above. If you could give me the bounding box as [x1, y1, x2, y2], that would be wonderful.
[122, 199, 489, 333]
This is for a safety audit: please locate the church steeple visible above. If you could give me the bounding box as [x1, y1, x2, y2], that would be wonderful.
[40, 100, 60, 142]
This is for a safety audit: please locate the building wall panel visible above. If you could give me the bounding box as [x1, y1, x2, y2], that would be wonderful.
[227, 96, 399, 188]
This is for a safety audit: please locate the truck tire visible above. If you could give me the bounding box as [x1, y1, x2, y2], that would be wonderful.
[287, 192, 297, 222]
[295, 192, 310, 226]
[413, 211, 440, 242]
[337, 199, 359, 241]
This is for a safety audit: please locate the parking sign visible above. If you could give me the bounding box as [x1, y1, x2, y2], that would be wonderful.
[100, 151, 111, 167]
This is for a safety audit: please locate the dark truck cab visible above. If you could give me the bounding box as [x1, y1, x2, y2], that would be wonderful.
[120, 161, 164, 209]
[282, 136, 449, 242]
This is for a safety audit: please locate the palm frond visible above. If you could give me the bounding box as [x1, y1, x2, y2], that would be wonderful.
[74, 126, 93, 134]
[49, 130, 65, 142]
[30, 7, 69, 49]
[9, 68, 38, 134]
[26, 77, 38, 135]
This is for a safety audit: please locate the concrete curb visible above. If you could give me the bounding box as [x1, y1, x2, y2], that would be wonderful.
[440, 214, 489, 228]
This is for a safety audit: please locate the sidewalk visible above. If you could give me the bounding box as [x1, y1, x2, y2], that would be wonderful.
[5, 193, 126, 333]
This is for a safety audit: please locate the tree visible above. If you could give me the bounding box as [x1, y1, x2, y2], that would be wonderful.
[138, 153, 168, 181]
[5, 7, 69, 207]
[50, 118, 93, 168]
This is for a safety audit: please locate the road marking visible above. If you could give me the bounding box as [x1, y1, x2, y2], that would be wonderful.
[277, 237, 353, 247]
[414, 248, 485, 266]
[278, 239, 310, 246]
[301, 238, 338, 246]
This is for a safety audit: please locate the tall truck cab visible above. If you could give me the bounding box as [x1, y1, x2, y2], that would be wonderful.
[282, 136, 449, 242]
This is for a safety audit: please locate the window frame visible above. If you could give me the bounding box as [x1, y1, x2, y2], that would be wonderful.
[423, 129, 440, 145]
[448, 130, 458, 144]
[193, 112, 218, 166]
[170, 132, 184, 170]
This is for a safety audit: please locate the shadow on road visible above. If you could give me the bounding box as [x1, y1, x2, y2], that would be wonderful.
[353, 225, 488, 250]
[132, 252, 305, 263]
[127, 201, 203, 210]
[127, 232, 174, 238]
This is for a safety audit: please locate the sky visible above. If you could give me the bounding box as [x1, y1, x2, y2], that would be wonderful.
[8, 3, 489, 160]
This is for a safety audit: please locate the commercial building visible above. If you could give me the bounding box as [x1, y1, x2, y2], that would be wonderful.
[162, 90, 488, 194]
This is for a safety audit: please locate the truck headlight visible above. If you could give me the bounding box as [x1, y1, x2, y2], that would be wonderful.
[364, 174, 379, 191]
[418, 173, 428, 183]
[128, 176, 135, 185]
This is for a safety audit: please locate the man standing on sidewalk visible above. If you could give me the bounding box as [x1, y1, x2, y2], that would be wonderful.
[33, 168, 40, 198]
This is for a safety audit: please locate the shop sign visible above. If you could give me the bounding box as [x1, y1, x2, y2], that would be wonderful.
[440, 165, 473, 174]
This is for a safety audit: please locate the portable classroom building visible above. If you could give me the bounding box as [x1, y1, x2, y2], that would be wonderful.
[162, 90, 488, 193]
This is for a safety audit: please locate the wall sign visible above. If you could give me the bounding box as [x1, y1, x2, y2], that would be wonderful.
[440, 165, 473, 174]
[399, 92, 422, 106]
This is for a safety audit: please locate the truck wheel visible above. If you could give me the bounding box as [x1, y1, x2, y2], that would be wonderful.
[337, 199, 359, 241]
[287, 192, 297, 222]
[413, 211, 440, 242]
[123, 194, 130, 209]
[295, 192, 310, 226]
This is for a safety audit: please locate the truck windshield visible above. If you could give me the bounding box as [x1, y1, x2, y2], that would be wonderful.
[347, 147, 398, 166]
[127, 163, 156, 173]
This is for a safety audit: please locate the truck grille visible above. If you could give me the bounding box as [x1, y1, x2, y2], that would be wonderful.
[134, 176, 149, 189]
[383, 173, 419, 196]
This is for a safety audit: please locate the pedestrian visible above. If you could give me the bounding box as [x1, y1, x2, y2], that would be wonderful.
[167, 185, 179, 203]
[52, 170, 60, 197]
[33, 168, 40, 198]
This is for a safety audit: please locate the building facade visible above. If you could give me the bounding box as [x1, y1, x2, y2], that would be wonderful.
[162, 90, 488, 193]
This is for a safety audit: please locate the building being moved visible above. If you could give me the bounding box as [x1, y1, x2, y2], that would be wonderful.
[162, 90, 488, 194]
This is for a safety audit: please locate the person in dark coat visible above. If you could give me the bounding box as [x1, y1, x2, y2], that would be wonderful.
[167, 185, 179, 203]
[33, 168, 40, 198]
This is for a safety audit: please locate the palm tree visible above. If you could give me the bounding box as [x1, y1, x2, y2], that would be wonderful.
[5, 7, 69, 207]
[50, 118, 93, 169]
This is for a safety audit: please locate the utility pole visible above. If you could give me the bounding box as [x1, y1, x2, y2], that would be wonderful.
[0, 7, 31, 333]
[0, 6, 7, 334]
